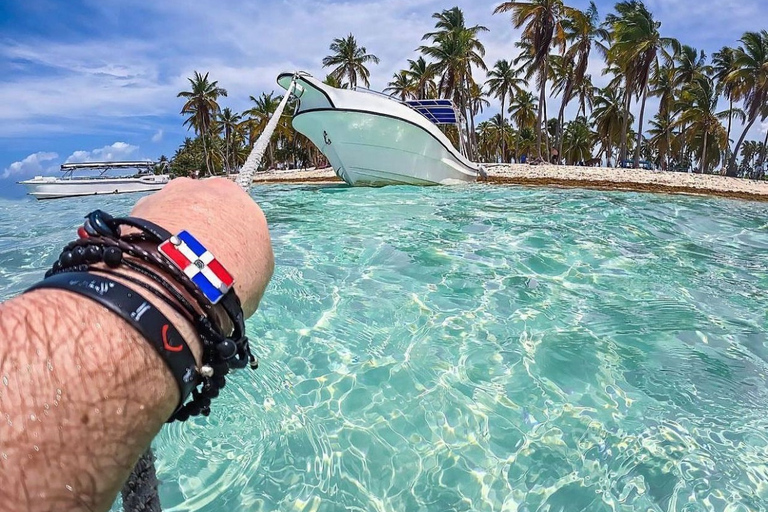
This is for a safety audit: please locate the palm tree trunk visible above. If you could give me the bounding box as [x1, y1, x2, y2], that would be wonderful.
[500, 95, 506, 163]
[557, 94, 568, 165]
[679, 123, 688, 170]
[633, 83, 649, 168]
[469, 105, 477, 159]
[725, 97, 733, 164]
[201, 133, 212, 176]
[701, 131, 708, 174]
[543, 97, 551, 161]
[619, 80, 631, 164]
[606, 134, 613, 167]
[760, 128, 768, 168]
[224, 130, 230, 174]
[536, 59, 546, 159]
[728, 116, 758, 176]
[463, 104, 473, 160]
[515, 128, 520, 164]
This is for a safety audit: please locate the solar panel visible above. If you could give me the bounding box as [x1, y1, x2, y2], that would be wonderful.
[405, 100, 459, 125]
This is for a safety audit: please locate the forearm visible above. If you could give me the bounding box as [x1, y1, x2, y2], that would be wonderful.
[0, 287, 188, 512]
[0, 178, 273, 511]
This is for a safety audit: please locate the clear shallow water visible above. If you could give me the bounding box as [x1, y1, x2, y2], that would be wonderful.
[1, 185, 768, 511]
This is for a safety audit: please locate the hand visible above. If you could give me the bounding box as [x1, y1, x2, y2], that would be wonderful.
[131, 177, 274, 317]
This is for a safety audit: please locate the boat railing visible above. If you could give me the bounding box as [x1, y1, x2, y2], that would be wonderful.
[352, 86, 407, 104]
[59, 161, 162, 180]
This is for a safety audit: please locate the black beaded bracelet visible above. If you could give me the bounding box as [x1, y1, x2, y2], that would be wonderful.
[37, 210, 259, 422]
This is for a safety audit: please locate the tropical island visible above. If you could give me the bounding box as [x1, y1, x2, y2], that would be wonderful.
[167, 1, 768, 199]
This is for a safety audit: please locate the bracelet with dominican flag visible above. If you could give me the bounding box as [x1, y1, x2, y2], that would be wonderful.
[158, 230, 234, 305]
[37, 209, 258, 422]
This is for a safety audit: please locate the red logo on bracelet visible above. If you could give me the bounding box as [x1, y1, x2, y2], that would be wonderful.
[162, 324, 183, 352]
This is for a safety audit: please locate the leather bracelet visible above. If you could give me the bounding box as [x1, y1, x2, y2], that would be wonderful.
[82, 211, 250, 358]
[26, 271, 198, 415]
[41, 210, 260, 421]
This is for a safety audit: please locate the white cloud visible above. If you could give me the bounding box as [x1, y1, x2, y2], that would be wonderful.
[761, 121, 768, 135]
[0, 0, 766, 144]
[151, 129, 163, 142]
[65, 142, 139, 163]
[2, 151, 58, 179]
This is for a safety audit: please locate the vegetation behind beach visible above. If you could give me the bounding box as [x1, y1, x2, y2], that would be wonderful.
[168, 1, 768, 180]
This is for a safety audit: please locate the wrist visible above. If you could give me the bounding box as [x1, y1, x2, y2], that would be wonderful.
[46, 209, 257, 422]
[97, 262, 204, 364]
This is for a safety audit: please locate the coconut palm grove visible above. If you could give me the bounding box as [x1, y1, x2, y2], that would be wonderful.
[169, 1, 768, 180]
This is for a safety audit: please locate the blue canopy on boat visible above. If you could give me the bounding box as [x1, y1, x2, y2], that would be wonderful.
[405, 99, 459, 125]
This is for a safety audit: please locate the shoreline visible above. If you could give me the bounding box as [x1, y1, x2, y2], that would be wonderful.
[250, 164, 768, 202]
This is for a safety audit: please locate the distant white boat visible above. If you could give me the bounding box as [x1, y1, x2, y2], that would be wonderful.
[277, 72, 484, 186]
[19, 161, 170, 200]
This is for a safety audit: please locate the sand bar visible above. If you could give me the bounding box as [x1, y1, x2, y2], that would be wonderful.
[250, 164, 768, 201]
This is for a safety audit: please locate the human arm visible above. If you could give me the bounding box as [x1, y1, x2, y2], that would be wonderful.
[0, 178, 274, 511]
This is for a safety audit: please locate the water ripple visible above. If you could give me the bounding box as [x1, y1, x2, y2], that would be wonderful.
[1, 187, 768, 511]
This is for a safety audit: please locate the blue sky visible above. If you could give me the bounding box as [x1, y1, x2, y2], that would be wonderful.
[1, 0, 767, 197]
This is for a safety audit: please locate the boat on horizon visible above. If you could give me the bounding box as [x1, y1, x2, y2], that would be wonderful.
[277, 72, 484, 186]
[19, 161, 170, 200]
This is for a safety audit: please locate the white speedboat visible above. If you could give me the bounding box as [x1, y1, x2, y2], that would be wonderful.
[277, 72, 484, 186]
[19, 161, 170, 200]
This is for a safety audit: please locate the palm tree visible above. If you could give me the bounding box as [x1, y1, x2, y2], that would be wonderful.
[741, 140, 759, 170]
[494, 0, 575, 159]
[406, 57, 437, 99]
[650, 64, 677, 119]
[322, 34, 380, 88]
[572, 74, 595, 118]
[420, 7, 488, 158]
[671, 45, 711, 166]
[649, 64, 677, 168]
[605, 1, 677, 167]
[218, 107, 242, 173]
[673, 45, 711, 87]
[486, 59, 527, 161]
[725, 31, 768, 175]
[384, 71, 417, 100]
[565, 2, 607, 87]
[242, 92, 285, 169]
[556, 2, 607, 159]
[508, 90, 538, 160]
[322, 75, 347, 89]
[675, 76, 729, 173]
[712, 46, 738, 164]
[549, 54, 576, 162]
[561, 118, 594, 164]
[477, 114, 514, 162]
[469, 82, 491, 117]
[177, 71, 227, 175]
[591, 85, 632, 166]
[647, 111, 676, 170]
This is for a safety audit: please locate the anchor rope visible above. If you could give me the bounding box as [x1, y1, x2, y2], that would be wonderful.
[236, 77, 298, 191]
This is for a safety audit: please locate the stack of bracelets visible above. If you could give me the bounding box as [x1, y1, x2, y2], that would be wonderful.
[25, 209, 258, 422]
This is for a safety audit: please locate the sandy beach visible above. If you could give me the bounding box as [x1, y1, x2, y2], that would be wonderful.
[250, 164, 768, 201]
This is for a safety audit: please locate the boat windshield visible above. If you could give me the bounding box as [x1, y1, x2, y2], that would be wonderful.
[404, 100, 459, 125]
[59, 161, 161, 179]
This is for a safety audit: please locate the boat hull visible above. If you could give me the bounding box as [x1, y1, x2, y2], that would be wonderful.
[293, 109, 478, 186]
[20, 175, 170, 200]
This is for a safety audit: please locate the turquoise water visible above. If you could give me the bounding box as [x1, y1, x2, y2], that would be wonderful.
[2, 185, 768, 511]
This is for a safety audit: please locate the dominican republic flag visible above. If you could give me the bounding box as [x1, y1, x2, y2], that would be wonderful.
[158, 230, 234, 304]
